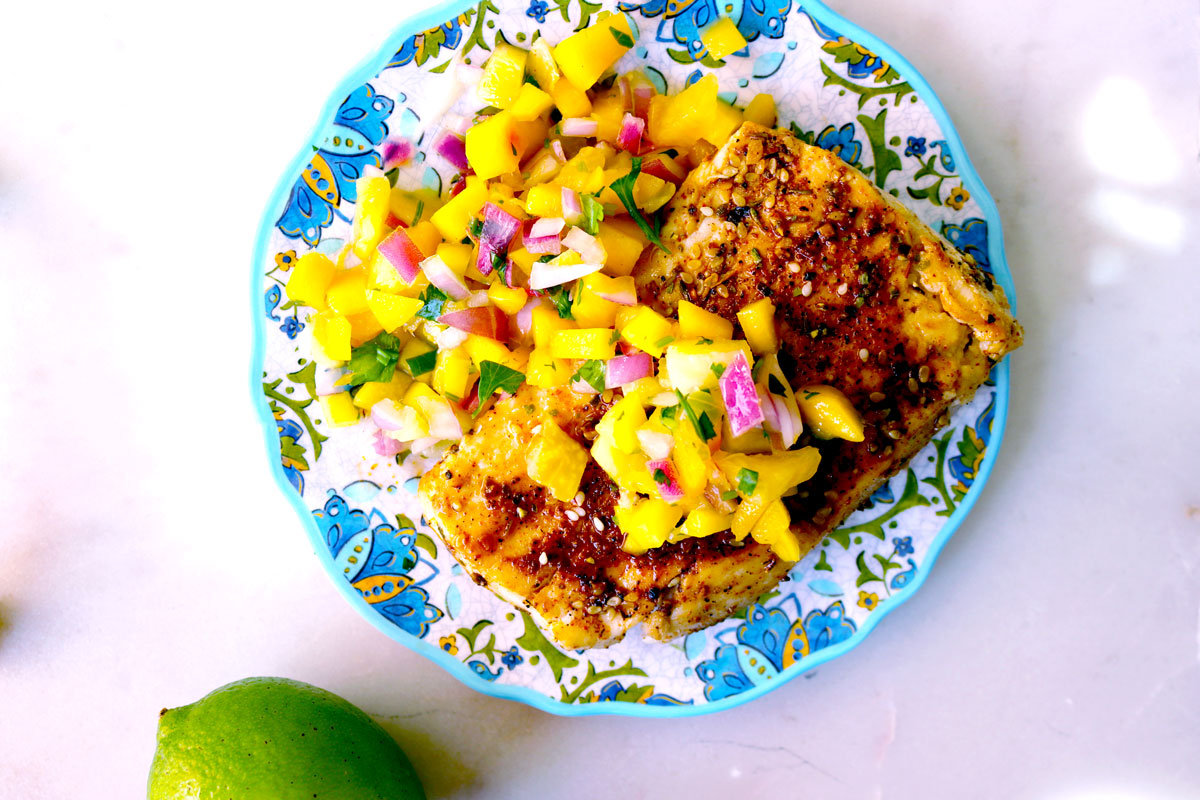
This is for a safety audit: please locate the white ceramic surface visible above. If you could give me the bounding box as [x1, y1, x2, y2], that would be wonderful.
[1, 0, 1198, 796]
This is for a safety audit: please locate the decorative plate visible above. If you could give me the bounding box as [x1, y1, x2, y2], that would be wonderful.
[253, 0, 1017, 716]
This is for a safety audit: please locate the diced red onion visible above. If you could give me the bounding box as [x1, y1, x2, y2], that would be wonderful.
[633, 86, 654, 119]
[605, 353, 653, 387]
[419, 254, 469, 300]
[646, 459, 685, 503]
[720, 353, 766, 436]
[515, 296, 546, 336]
[637, 430, 674, 461]
[372, 428, 405, 457]
[563, 226, 606, 264]
[769, 393, 802, 449]
[528, 259, 604, 289]
[434, 131, 469, 171]
[523, 216, 566, 255]
[466, 290, 491, 308]
[616, 113, 646, 154]
[561, 187, 583, 225]
[476, 202, 521, 276]
[382, 139, 415, 167]
[551, 139, 567, 162]
[571, 376, 600, 395]
[370, 398, 408, 431]
[438, 306, 509, 341]
[561, 117, 599, 137]
[376, 229, 424, 283]
[590, 281, 635, 306]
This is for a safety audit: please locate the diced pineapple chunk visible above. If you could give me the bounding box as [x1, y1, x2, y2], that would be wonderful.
[350, 176, 392, 260]
[324, 267, 368, 317]
[487, 283, 528, 315]
[549, 328, 617, 360]
[598, 395, 647, 454]
[796, 384, 865, 442]
[662, 338, 754, 394]
[702, 101, 744, 147]
[465, 111, 520, 181]
[677, 299, 734, 340]
[596, 220, 647, 277]
[436, 242, 473, 276]
[285, 252, 336, 308]
[406, 220, 442, 258]
[736, 297, 778, 354]
[476, 43, 528, 108]
[531, 306, 575, 349]
[319, 392, 360, 427]
[647, 74, 718, 149]
[551, 76, 593, 118]
[524, 183, 565, 217]
[527, 420, 589, 501]
[743, 93, 777, 128]
[700, 17, 748, 61]
[553, 12, 635, 91]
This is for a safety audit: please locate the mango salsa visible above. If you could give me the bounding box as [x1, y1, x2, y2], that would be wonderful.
[796, 384, 865, 442]
[465, 110, 520, 181]
[527, 420, 589, 501]
[736, 297, 778, 354]
[700, 17, 748, 61]
[285, 252, 336, 308]
[476, 43, 528, 108]
[553, 12, 635, 91]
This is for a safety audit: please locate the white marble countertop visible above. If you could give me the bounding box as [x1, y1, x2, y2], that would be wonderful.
[2, 0, 1198, 797]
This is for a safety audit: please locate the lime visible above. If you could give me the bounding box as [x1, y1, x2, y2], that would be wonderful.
[147, 677, 425, 800]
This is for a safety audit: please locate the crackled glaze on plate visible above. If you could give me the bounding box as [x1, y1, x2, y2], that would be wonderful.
[253, 0, 1017, 716]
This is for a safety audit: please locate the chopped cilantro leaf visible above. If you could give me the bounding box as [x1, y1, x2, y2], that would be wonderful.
[675, 390, 716, 441]
[736, 468, 759, 495]
[803, 390, 821, 400]
[652, 468, 668, 484]
[346, 332, 403, 385]
[475, 361, 525, 415]
[415, 286, 448, 321]
[710, 363, 727, 379]
[581, 194, 604, 235]
[697, 337, 714, 345]
[720, 489, 739, 501]
[653, 335, 675, 348]
[608, 157, 668, 253]
[571, 359, 606, 392]
[768, 374, 788, 396]
[548, 284, 574, 319]
[609, 328, 621, 345]
[406, 349, 436, 377]
[467, 218, 483, 240]
[523, 74, 541, 88]
[660, 404, 680, 420]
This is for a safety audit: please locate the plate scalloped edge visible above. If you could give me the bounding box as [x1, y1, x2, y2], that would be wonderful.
[250, 0, 1017, 718]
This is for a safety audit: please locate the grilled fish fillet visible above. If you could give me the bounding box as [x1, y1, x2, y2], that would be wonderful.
[419, 122, 1022, 649]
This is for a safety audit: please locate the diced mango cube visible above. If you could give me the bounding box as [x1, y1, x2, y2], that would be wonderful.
[433, 347, 475, 401]
[524, 183, 564, 217]
[346, 311, 384, 346]
[350, 176, 392, 260]
[430, 179, 489, 241]
[749, 499, 800, 561]
[352, 371, 413, 410]
[465, 111, 520, 181]
[596, 220, 646, 277]
[324, 267, 369, 317]
[796, 384, 865, 442]
[570, 288, 620, 328]
[285, 252, 336, 308]
[526, 420, 590, 501]
[702, 101, 744, 147]
[616, 499, 683, 555]
[662, 338, 754, 394]
[591, 92, 625, 143]
[617, 305, 675, 357]
[476, 43, 528, 108]
[598, 395, 648, 454]
[675, 503, 734, 541]
[436, 242, 473, 276]
[647, 74, 718, 149]
[364, 290, 423, 332]
[736, 297, 778, 354]
[512, 116, 551, 162]
[510, 82, 555, 121]
[319, 392, 360, 427]
[507, 247, 539, 280]
[678, 300, 734, 340]
[531, 305, 575, 349]
[551, 77, 593, 118]
[406, 220, 442, 258]
[743, 93, 777, 128]
[526, 347, 570, 388]
[312, 311, 351, 361]
[464, 334, 524, 370]
[700, 17, 748, 61]
[388, 188, 441, 227]
[554, 12, 635, 91]
[549, 328, 617, 360]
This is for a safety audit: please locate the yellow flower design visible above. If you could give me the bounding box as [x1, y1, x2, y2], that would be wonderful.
[857, 590, 879, 611]
[438, 635, 458, 655]
[947, 185, 970, 210]
[275, 249, 297, 271]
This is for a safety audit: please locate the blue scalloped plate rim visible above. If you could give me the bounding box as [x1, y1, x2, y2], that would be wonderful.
[250, 0, 1017, 717]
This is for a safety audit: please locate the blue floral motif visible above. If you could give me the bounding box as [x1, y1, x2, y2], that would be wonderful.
[501, 646, 524, 670]
[312, 492, 442, 638]
[868, 481, 895, 506]
[266, 285, 282, 321]
[697, 601, 857, 701]
[276, 417, 306, 493]
[942, 218, 991, 272]
[469, 660, 502, 681]
[890, 558, 918, 590]
[588, 680, 693, 706]
[619, 0, 791, 62]
[904, 136, 926, 157]
[276, 84, 394, 247]
[892, 536, 914, 557]
[526, 0, 549, 23]
[816, 122, 863, 166]
[280, 315, 304, 339]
